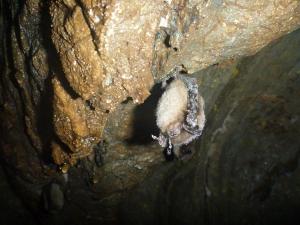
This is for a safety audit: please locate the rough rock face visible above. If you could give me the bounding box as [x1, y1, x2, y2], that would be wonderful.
[154, 0, 300, 76]
[52, 77, 108, 165]
[50, 0, 167, 163]
[120, 28, 300, 225]
[50, 0, 300, 165]
[1, 0, 300, 225]
[0, 0, 50, 181]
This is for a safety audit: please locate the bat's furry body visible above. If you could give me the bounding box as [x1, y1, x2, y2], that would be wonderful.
[156, 79, 188, 135]
[153, 67, 205, 159]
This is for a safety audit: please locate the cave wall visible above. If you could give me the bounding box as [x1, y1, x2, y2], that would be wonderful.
[121, 28, 300, 225]
[0, 0, 300, 225]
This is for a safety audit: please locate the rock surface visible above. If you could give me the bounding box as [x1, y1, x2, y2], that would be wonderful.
[0, 0, 300, 225]
[50, 0, 300, 164]
[120, 28, 300, 225]
[50, 0, 168, 163]
[155, 0, 300, 75]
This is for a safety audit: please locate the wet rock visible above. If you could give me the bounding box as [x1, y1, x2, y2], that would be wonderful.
[0, 0, 52, 181]
[50, 0, 300, 164]
[120, 28, 300, 225]
[1, 0, 300, 224]
[52, 77, 107, 165]
[50, 0, 168, 162]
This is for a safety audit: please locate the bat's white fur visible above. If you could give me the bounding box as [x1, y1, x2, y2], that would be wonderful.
[153, 73, 206, 159]
[156, 79, 188, 133]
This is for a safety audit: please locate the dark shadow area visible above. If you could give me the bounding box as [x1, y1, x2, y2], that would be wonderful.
[36, 1, 57, 164]
[37, 1, 78, 163]
[39, 2, 80, 100]
[0, 163, 39, 225]
[126, 83, 164, 145]
[1, 0, 26, 121]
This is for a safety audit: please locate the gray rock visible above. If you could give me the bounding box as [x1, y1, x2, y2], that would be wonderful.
[120, 28, 300, 225]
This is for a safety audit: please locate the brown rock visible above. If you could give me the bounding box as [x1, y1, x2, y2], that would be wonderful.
[50, 0, 167, 160]
[153, 0, 300, 75]
[53, 77, 107, 162]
